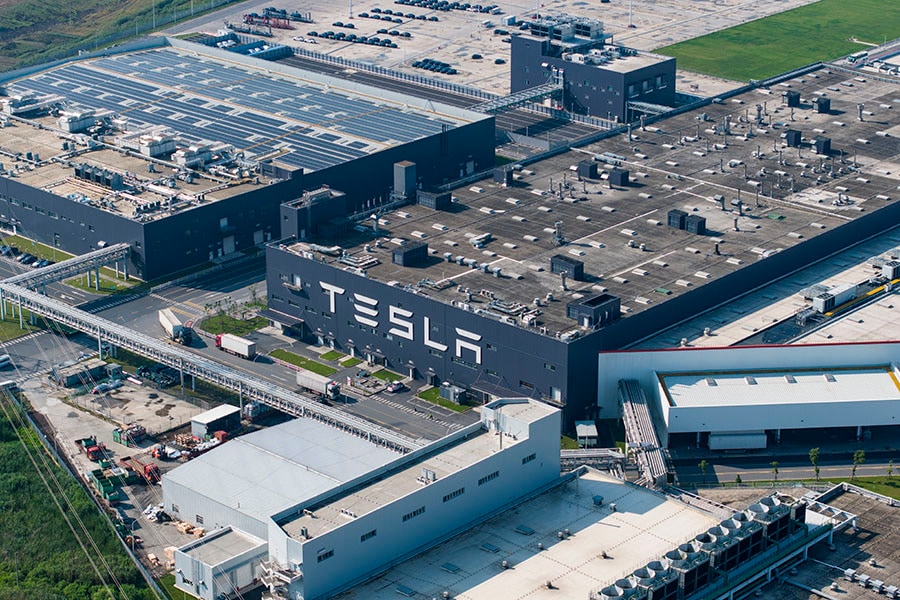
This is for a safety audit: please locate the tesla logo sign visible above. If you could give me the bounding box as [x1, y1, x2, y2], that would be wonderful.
[320, 281, 483, 364]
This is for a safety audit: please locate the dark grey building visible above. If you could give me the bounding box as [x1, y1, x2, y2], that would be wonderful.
[510, 15, 676, 122]
[0, 38, 494, 280]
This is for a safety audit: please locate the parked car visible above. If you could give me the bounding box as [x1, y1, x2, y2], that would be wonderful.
[386, 381, 405, 393]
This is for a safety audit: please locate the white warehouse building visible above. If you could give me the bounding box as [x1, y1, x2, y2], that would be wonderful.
[165, 398, 561, 600]
[598, 341, 900, 452]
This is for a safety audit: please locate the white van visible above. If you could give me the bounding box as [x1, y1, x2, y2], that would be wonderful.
[0, 355, 11, 368]
[0, 380, 17, 392]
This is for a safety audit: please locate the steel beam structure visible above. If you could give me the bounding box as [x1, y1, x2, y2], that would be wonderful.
[0, 281, 423, 453]
[4, 242, 130, 291]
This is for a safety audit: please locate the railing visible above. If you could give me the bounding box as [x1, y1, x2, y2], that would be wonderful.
[0, 282, 423, 453]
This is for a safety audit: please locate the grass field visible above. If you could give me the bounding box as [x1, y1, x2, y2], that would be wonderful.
[270, 349, 338, 377]
[416, 386, 469, 413]
[657, 0, 900, 81]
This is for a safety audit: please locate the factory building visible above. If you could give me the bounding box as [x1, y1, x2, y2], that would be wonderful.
[166, 398, 561, 600]
[167, 396, 833, 600]
[509, 15, 676, 121]
[264, 63, 900, 427]
[600, 341, 900, 453]
[0, 37, 493, 279]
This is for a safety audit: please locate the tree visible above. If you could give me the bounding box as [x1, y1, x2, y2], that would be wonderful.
[771, 461, 779, 482]
[852, 449, 866, 480]
[809, 447, 821, 481]
[888, 459, 894, 479]
[735, 474, 742, 485]
[698, 459, 708, 484]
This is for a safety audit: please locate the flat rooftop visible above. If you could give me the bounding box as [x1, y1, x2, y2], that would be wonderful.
[337, 469, 720, 600]
[759, 489, 900, 600]
[180, 527, 265, 566]
[283, 66, 900, 339]
[0, 43, 481, 222]
[282, 400, 555, 540]
[164, 418, 402, 524]
[660, 365, 900, 408]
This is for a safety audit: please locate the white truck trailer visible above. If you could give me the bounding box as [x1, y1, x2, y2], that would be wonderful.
[296, 370, 341, 401]
[214, 333, 256, 359]
[158, 309, 193, 345]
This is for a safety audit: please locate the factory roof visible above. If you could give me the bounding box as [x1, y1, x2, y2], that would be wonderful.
[0, 40, 484, 223]
[339, 469, 720, 600]
[282, 399, 557, 540]
[163, 418, 402, 525]
[191, 403, 240, 425]
[660, 365, 900, 408]
[179, 527, 265, 566]
[280, 66, 900, 340]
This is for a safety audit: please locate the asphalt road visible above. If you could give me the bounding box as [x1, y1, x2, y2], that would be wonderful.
[91, 258, 478, 441]
[673, 452, 898, 485]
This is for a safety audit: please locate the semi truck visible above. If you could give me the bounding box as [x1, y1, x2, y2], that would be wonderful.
[242, 400, 273, 422]
[215, 333, 256, 359]
[119, 455, 161, 484]
[158, 309, 193, 345]
[75, 436, 107, 461]
[296, 370, 341, 402]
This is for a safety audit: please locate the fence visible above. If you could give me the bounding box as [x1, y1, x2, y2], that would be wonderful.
[6, 392, 168, 599]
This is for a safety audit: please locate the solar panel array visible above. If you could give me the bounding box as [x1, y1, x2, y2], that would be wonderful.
[9, 48, 464, 172]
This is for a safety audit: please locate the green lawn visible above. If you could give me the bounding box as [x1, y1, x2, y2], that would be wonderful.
[320, 350, 346, 361]
[561, 435, 580, 450]
[340, 357, 363, 368]
[657, 0, 900, 81]
[0, 310, 48, 342]
[201, 315, 267, 337]
[416, 386, 470, 413]
[371, 369, 404, 382]
[270, 349, 338, 376]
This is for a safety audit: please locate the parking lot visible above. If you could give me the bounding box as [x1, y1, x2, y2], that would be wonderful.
[167, 0, 822, 97]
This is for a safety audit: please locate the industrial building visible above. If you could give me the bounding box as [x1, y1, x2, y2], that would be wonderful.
[509, 15, 676, 121]
[600, 341, 900, 463]
[166, 398, 561, 599]
[167, 394, 839, 600]
[264, 64, 900, 427]
[0, 37, 494, 279]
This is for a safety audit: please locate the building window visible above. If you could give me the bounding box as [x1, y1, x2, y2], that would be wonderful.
[288, 300, 301, 308]
[520, 380, 534, 391]
[271, 295, 284, 303]
[196, 515, 204, 524]
[279, 273, 289, 281]
[627, 84, 638, 98]
[8, 198, 18, 206]
[135, 242, 142, 248]
[361, 529, 377, 542]
[88, 225, 94, 232]
[478, 471, 500, 486]
[656, 74, 667, 88]
[429, 349, 443, 358]
[402, 506, 425, 522]
[305, 306, 317, 314]
[544, 363, 556, 372]
[443, 487, 465, 503]
[384, 333, 394, 341]
[485, 368, 499, 377]
[486, 343, 496, 351]
[451, 356, 476, 369]
[48, 211, 58, 219]
[642, 79, 653, 93]
[317, 549, 334, 563]
[522, 453, 537, 465]
[35, 207, 46, 215]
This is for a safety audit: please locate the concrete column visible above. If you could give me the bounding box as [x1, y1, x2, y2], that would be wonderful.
[856, 425, 862, 441]
[696, 431, 702, 448]
[115, 261, 119, 279]
[0, 289, 5, 320]
[123, 259, 128, 281]
[17, 295, 23, 329]
[776, 429, 781, 444]
[94, 266, 100, 291]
